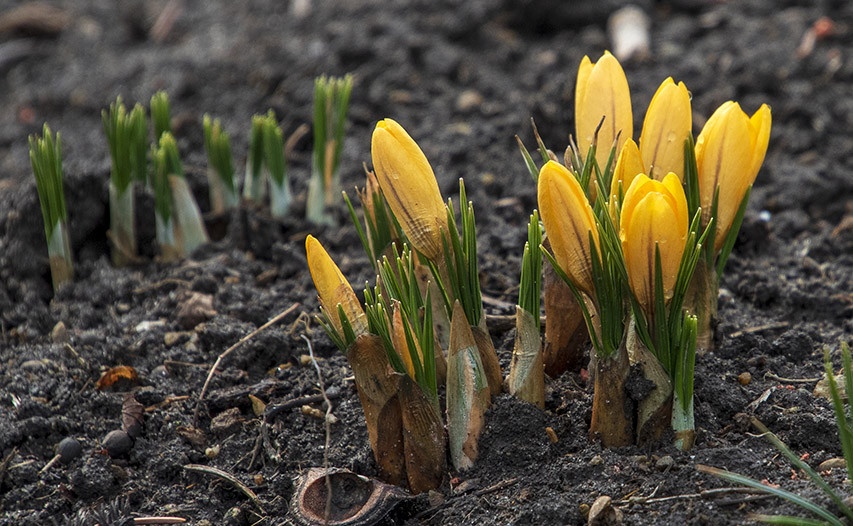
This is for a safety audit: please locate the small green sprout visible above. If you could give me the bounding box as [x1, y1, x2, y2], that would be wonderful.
[150, 90, 172, 142]
[153, 133, 208, 260]
[307, 74, 353, 225]
[103, 97, 148, 265]
[202, 114, 238, 214]
[29, 124, 73, 290]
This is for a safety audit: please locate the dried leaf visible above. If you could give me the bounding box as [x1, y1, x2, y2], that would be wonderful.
[248, 394, 266, 417]
[347, 334, 405, 487]
[121, 394, 144, 439]
[399, 375, 445, 493]
[542, 239, 589, 377]
[506, 306, 545, 408]
[96, 365, 140, 391]
[446, 302, 490, 471]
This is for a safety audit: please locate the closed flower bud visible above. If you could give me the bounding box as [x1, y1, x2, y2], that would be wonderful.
[305, 235, 367, 336]
[610, 138, 645, 203]
[575, 51, 633, 174]
[638, 77, 692, 181]
[695, 102, 771, 252]
[538, 161, 600, 296]
[620, 173, 688, 313]
[371, 119, 448, 261]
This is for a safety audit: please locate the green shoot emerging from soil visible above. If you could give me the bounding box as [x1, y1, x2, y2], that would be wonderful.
[29, 124, 73, 290]
[202, 114, 238, 214]
[307, 74, 353, 225]
[150, 90, 172, 142]
[153, 133, 209, 260]
[262, 112, 290, 218]
[103, 98, 148, 265]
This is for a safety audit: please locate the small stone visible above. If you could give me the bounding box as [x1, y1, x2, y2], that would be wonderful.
[579, 502, 591, 519]
[253, 473, 265, 485]
[57, 437, 82, 463]
[818, 457, 847, 471]
[51, 321, 68, 343]
[456, 89, 483, 112]
[205, 445, 220, 459]
[211, 407, 244, 436]
[175, 292, 216, 330]
[545, 426, 559, 444]
[164, 331, 189, 347]
[588, 495, 623, 525]
[222, 506, 247, 526]
[299, 354, 314, 366]
[103, 430, 133, 458]
[655, 455, 675, 471]
[589, 455, 604, 466]
[738, 372, 752, 385]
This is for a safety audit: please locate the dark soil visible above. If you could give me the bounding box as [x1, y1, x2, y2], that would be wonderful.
[1, 1, 852, 525]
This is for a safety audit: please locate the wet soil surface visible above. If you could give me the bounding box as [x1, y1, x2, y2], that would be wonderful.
[0, 0, 852, 524]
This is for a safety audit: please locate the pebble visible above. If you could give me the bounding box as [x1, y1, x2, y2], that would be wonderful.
[545, 426, 559, 443]
[205, 445, 220, 459]
[57, 437, 82, 463]
[51, 321, 68, 343]
[738, 372, 752, 385]
[103, 429, 133, 458]
[655, 455, 675, 471]
[589, 455, 604, 466]
[456, 89, 483, 112]
[588, 495, 623, 525]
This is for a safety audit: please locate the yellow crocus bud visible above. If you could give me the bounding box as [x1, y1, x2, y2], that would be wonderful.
[538, 161, 600, 296]
[371, 119, 448, 262]
[575, 51, 633, 174]
[620, 173, 688, 313]
[609, 138, 645, 204]
[695, 102, 771, 252]
[305, 234, 367, 337]
[638, 78, 692, 181]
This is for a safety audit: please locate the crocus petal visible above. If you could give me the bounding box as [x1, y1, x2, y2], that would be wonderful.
[537, 161, 599, 295]
[639, 78, 692, 181]
[575, 51, 633, 175]
[610, 138, 645, 203]
[695, 102, 770, 251]
[306, 234, 367, 336]
[371, 119, 448, 261]
[620, 174, 688, 313]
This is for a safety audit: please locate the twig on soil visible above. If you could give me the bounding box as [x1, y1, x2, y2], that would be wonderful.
[746, 387, 775, 413]
[183, 464, 265, 514]
[133, 517, 187, 525]
[193, 303, 299, 425]
[414, 478, 519, 520]
[728, 321, 789, 338]
[303, 334, 334, 522]
[144, 395, 190, 413]
[614, 486, 762, 506]
[243, 384, 342, 470]
[0, 448, 16, 488]
[764, 372, 821, 384]
[63, 343, 88, 369]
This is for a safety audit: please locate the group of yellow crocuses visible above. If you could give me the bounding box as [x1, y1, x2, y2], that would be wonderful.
[544, 50, 771, 328]
[306, 48, 772, 468]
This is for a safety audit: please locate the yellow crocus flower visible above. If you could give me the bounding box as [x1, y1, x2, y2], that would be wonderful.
[538, 161, 600, 296]
[305, 234, 367, 337]
[575, 51, 633, 174]
[638, 77, 692, 181]
[695, 102, 771, 252]
[371, 119, 448, 262]
[620, 173, 689, 313]
[610, 138, 645, 203]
